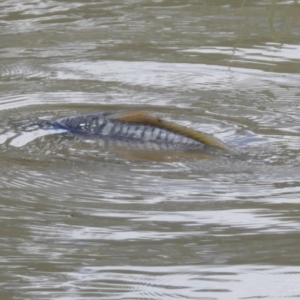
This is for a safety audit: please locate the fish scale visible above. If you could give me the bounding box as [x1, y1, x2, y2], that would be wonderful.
[54, 114, 200, 146]
[50, 110, 230, 152]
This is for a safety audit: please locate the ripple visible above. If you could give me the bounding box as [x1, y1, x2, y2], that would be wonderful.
[181, 43, 300, 64]
[6, 265, 300, 299]
[1, 1, 300, 299]
[0, 61, 48, 79]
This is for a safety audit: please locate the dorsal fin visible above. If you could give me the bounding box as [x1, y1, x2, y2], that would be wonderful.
[110, 110, 230, 151]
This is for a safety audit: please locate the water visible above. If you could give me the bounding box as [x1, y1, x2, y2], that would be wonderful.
[1, 0, 300, 299]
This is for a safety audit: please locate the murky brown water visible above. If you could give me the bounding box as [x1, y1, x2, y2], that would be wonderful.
[1, 0, 300, 299]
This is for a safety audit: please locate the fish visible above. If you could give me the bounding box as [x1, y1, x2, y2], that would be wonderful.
[48, 110, 230, 153]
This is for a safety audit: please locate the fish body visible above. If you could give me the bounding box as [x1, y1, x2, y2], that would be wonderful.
[50, 110, 230, 152]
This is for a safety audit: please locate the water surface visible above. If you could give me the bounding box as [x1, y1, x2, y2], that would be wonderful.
[1, 0, 300, 299]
